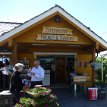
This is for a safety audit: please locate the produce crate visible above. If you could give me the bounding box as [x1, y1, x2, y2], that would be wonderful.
[98, 89, 106, 99]
[0, 90, 13, 107]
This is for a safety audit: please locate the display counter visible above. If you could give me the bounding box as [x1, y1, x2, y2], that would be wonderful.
[73, 75, 91, 83]
[70, 74, 91, 97]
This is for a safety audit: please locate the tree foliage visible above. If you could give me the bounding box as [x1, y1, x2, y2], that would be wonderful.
[96, 57, 107, 82]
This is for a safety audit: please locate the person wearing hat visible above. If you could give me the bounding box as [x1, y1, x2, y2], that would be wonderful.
[9, 63, 29, 104]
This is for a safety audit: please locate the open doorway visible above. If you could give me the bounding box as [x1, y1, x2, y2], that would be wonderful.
[37, 54, 75, 86]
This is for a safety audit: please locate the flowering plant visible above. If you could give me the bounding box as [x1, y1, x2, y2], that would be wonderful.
[26, 86, 51, 97]
[36, 93, 59, 106]
[20, 97, 34, 105]
[15, 86, 60, 107]
[15, 103, 23, 107]
[15, 97, 34, 107]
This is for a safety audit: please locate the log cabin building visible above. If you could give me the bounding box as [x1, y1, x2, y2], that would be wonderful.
[0, 5, 107, 86]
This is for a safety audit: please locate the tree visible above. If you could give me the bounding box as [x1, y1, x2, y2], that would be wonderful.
[96, 57, 107, 83]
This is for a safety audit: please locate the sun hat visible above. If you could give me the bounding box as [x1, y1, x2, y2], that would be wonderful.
[15, 63, 24, 68]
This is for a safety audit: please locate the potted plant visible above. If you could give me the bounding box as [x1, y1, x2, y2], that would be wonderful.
[15, 86, 60, 107]
[15, 97, 34, 107]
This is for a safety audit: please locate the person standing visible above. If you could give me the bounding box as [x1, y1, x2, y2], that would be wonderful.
[9, 63, 29, 104]
[0, 61, 3, 91]
[1, 60, 12, 90]
[28, 60, 45, 88]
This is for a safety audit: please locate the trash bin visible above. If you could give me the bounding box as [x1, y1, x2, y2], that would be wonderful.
[98, 88, 106, 99]
[88, 88, 98, 100]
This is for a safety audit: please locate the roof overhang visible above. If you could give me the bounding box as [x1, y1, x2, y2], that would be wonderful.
[0, 5, 107, 50]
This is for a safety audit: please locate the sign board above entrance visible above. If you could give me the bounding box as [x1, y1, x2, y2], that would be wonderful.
[42, 26, 73, 35]
[36, 26, 78, 42]
[36, 34, 78, 41]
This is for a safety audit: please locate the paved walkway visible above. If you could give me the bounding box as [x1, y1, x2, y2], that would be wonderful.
[52, 87, 107, 107]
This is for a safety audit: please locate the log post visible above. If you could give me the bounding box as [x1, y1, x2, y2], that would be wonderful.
[12, 42, 18, 65]
[91, 47, 96, 86]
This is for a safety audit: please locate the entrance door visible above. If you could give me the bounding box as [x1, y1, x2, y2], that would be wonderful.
[56, 57, 65, 83]
[66, 56, 75, 83]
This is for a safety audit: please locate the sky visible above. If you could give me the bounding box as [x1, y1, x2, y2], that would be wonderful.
[0, 0, 107, 54]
